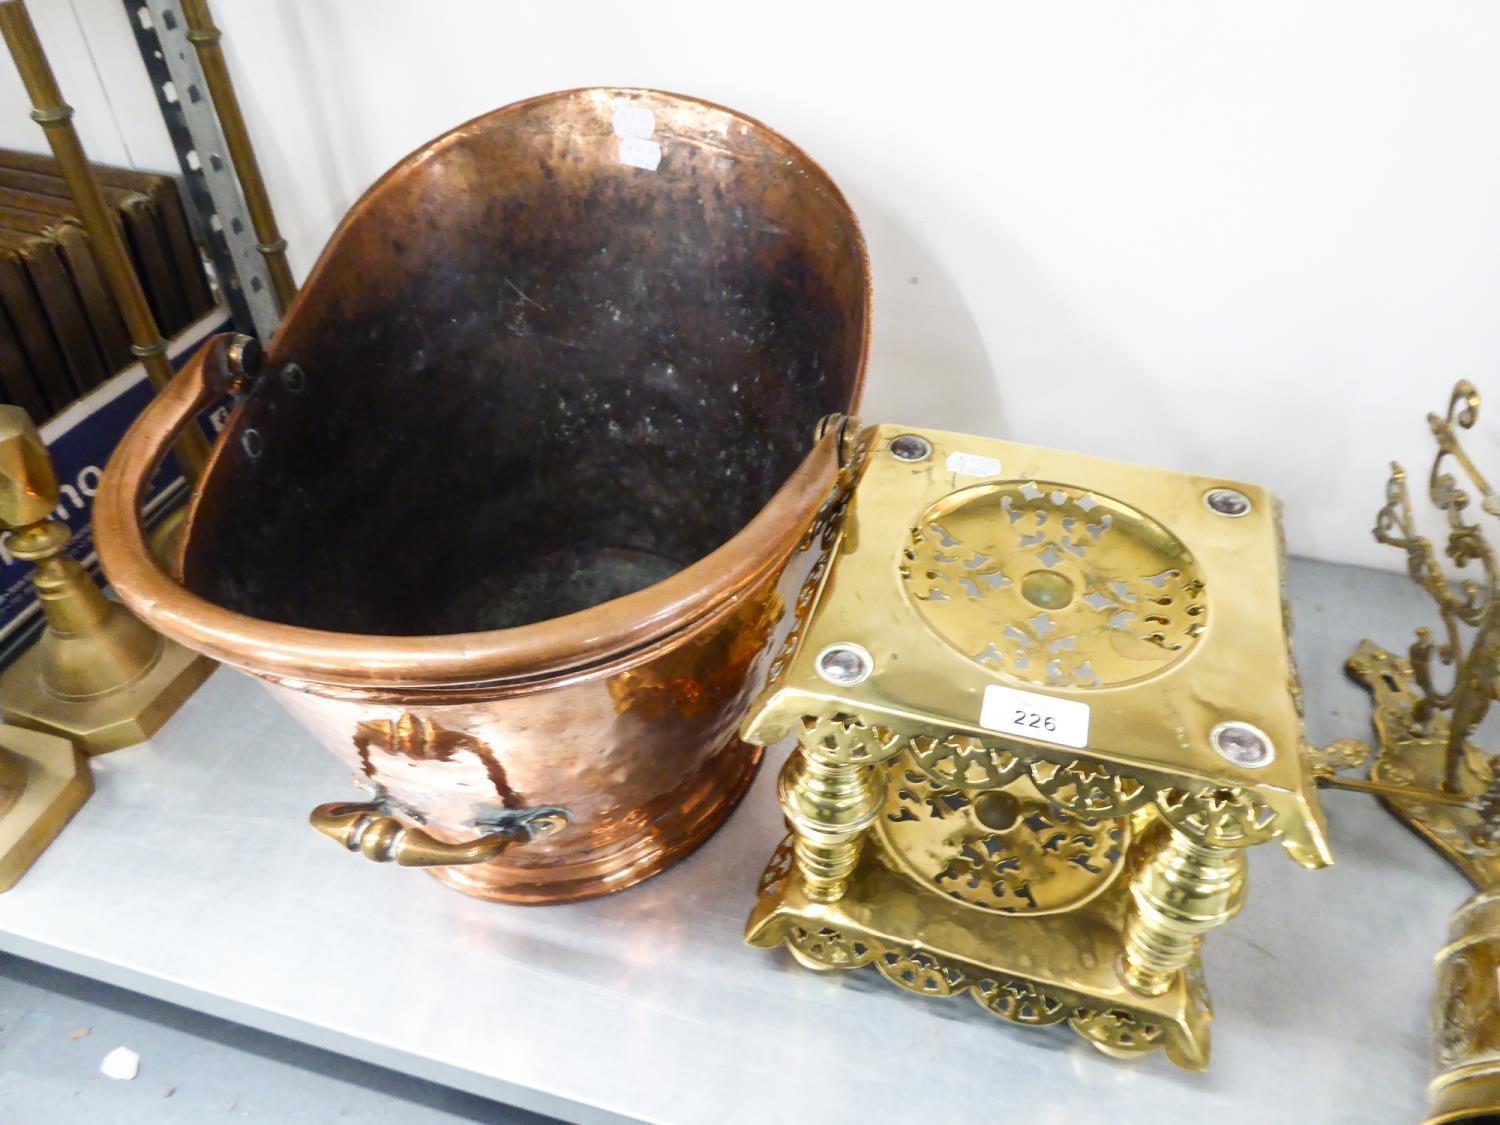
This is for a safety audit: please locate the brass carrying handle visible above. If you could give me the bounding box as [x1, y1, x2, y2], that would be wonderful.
[309, 802, 569, 867]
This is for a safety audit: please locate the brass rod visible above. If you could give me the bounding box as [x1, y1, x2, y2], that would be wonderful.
[0, 0, 208, 479]
[1317, 773, 1474, 808]
[179, 0, 296, 311]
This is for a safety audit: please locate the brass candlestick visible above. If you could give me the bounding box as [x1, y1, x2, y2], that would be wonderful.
[0, 724, 90, 892]
[0, 406, 213, 753]
[1312, 381, 1500, 1125]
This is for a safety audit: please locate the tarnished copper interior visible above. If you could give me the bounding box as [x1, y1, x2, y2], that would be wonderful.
[181, 88, 867, 638]
[97, 88, 868, 903]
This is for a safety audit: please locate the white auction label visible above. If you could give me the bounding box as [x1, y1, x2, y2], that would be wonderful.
[979, 684, 1090, 749]
[619, 136, 662, 171]
[612, 105, 656, 139]
[946, 450, 1000, 477]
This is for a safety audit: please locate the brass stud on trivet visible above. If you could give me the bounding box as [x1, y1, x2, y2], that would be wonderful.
[0, 724, 90, 892]
[0, 406, 213, 753]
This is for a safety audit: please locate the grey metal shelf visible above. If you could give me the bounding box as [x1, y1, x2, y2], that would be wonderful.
[0, 557, 1456, 1124]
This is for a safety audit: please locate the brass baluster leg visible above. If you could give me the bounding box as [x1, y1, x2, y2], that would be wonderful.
[1120, 826, 1247, 996]
[779, 744, 882, 903]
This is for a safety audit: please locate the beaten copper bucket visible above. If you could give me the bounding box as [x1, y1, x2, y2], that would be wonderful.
[94, 89, 868, 904]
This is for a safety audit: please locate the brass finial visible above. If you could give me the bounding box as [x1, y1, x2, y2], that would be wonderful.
[0, 406, 214, 753]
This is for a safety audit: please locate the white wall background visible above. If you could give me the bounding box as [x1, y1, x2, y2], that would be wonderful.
[4, 0, 1499, 571]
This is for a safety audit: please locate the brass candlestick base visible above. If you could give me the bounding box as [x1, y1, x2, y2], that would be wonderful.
[1, 635, 212, 755]
[0, 406, 213, 754]
[0, 724, 91, 892]
[742, 423, 1329, 1070]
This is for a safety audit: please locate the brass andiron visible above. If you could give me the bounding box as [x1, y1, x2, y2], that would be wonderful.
[741, 423, 1330, 1070]
[0, 406, 213, 753]
[0, 724, 90, 892]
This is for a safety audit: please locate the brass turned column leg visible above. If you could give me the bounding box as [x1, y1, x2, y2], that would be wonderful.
[1121, 826, 1247, 996]
[778, 745, 882, 903]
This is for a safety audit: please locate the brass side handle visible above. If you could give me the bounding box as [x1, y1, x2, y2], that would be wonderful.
[309, 802, 569, 868]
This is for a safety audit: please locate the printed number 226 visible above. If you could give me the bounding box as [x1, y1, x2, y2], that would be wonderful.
[1013, 709, 1056, 733]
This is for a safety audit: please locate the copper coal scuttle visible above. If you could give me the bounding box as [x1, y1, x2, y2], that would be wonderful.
[94, 88, 869, 904]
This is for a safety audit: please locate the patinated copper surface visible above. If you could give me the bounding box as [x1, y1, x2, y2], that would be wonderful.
[96, 89, 867, 903]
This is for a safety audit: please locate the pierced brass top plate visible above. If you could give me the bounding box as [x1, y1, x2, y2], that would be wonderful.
[904, 480, 1206, 689]
[744, 424, 1330, 869]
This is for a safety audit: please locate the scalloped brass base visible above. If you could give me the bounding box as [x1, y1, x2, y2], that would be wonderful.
[745, 833, 1212, 1070]
[0, 639, 215, 755]
[0, 725, 91, 892]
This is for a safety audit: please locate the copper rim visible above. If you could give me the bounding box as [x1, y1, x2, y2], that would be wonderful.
[96, 89, 868, 692]
[95, 336, 846, 691]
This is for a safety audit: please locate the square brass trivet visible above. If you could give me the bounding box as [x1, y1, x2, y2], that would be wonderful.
[742, 422, 1330, 1069]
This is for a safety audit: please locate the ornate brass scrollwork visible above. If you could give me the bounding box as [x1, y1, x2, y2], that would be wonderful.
[1319, 382, 1500, 1124]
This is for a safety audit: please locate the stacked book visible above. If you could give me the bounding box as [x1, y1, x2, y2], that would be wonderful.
[0, 148, 215, 418]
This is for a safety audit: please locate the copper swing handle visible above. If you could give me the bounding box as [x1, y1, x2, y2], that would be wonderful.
[309, 802, 569, 868]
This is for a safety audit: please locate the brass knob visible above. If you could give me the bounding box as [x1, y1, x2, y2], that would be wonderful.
[0, 406, 59, 529]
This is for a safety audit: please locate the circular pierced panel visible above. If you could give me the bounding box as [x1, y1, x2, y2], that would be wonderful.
[900, 481, 1207, 688]
[880, 756, 1130, 915]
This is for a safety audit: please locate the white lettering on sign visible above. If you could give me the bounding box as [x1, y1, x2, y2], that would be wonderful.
[979, 684, 1090, 749]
